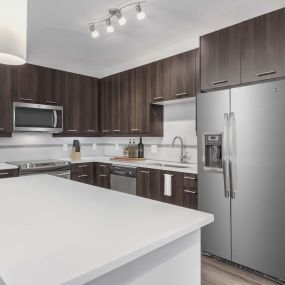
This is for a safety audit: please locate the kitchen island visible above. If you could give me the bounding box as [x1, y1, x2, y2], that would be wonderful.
[0, 175, 213, 285]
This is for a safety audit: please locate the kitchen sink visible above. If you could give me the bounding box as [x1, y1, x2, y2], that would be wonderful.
[146, 162, 194, 169]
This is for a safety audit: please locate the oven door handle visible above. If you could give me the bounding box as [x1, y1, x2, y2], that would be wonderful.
[52, 171, 71, 179]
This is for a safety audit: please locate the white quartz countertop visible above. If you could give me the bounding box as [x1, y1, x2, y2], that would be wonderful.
[64, 157, 198, 174]
[0, 163, 18, 171]
[0, 175, 212, 285]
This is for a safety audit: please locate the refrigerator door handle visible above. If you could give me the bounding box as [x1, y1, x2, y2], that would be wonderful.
[223, 113, 230, 198]
[229, 112, 236, 199]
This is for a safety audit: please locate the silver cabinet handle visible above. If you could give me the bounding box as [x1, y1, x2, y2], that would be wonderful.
[102, 130, 110, 133]
[256, 71, 276, 77]
[100, 174, 108, 177]
[184, 176, 197, 180]
[0, 127, 5, 131]
[131, 128, 140, 131]
[113, 130, 121, 132]
[184, 190, 197, 194]
[229, 112, 236, 199]
[67, 129, 78, 132]
[78, 165, 88, 168]
[99, 165, 107, 168]
[223, 113, 230, 198]
[87, 130, 96, 133]
[140, 171, 150, 174]
[77, 174, 88, 178]
[45, 100, 57, 104]
[19, 98, 33, 101]
[211, 80, 228, 85]
[176, 92, 188, 97]
[0, 173, 9, 176]
[153, 97, 164, 100]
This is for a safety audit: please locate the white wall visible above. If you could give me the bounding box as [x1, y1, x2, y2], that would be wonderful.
[0, 101, 197, 163]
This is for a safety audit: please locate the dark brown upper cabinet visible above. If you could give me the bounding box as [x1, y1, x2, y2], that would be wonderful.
[109, 73, 121, 134]
[150, 58, 171, 103]
[119, 70, 130, 134]
[200, 25, 241, 91]
[170, 49, 196, 99]
[63, 72, 82, 135]
[100, 76, 112, 135]
[0, 65, 12, 136]
[129, 65, 151, 134]
[38, 67, 64, 106]
[11, 64, 40, 103]
[241, 8, 285, 84]
[81, 76, 99, 135]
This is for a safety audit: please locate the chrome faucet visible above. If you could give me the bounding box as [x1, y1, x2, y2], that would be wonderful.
[172, 136, 188, 163]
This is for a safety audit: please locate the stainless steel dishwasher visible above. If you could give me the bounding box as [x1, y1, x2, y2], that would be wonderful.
[110, 165, 137, 196]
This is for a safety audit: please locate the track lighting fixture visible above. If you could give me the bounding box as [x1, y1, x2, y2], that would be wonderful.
[89, 24, 100, 38]
[116, 10, 127, 26]
[135, 4, 146, 20]
[88, 1, 146, 39]
[106, 19, 114, 33]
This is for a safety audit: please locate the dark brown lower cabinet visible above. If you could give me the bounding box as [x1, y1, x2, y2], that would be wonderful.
[0, 169, 19, 179]
[94, 163, 111, 189]
[136, 168, 198, 209]
[183, 174, 198, 209]
[71, 163, 94, 185]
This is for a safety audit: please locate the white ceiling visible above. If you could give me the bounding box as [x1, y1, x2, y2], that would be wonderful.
[27, 0, 285, 78]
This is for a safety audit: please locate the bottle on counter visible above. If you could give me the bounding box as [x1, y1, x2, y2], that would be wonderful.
[138, 137, 144, 158]
[132, 139, 138, 158]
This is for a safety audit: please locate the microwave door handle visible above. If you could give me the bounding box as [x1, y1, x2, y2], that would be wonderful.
[53, 110, 57, 128]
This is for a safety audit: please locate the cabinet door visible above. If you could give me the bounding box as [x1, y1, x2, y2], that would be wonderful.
[64, 72, 81, 135]
[0, 65, 12, 135]
[241, 8, 285, 83]
[183, 174, 198, 209]
[137, 168, 151, 198]
[100, 77, 111, 135]
[200, 25, 241, 90]
[129, 65, 150, 134]
[109, 74, 121, 134]
[170, 50, 196, 99]
[0, 169, 19, 179]
[38, 67, 64, 106]
[151, 58, 171, 102]
[81, 77, 99, 135]
[159, 171, 183, 206]
[11, 64, 39, 103]
[119, 71, 130, 134]
[96, 163, 110, 189]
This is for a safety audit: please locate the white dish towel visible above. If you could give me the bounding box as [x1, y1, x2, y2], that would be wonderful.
[164, 174, 173, 197]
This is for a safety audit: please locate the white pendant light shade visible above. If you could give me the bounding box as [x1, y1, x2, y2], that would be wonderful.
[0, 0, 27, 65]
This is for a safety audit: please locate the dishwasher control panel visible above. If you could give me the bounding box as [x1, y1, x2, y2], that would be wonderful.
[111, 165, 137, 178]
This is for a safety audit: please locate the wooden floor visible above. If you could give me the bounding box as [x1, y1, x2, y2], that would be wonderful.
[202, 256, 280, 285]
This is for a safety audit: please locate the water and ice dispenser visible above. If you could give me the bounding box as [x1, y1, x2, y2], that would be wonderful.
[204, 134, 223, 170]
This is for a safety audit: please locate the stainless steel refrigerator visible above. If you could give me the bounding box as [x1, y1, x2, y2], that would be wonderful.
[197, 80, 285, 281]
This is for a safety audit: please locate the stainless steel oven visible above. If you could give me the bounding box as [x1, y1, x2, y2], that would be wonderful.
[13, 102, 63, 133]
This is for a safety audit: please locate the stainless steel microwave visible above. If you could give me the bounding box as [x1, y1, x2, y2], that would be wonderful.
[13, 102, 63, 133]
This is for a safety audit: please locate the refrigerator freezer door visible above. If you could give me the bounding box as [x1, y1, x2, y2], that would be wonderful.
[231, 80, 285, 280]
[197, 90, 231, 260]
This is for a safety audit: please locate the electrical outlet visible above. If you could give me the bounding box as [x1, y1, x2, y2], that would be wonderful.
[115, 143, 119, 151]
[151, 145, 158, 153]
[63, 144, 68, 152]
[93, 143, 97, 151]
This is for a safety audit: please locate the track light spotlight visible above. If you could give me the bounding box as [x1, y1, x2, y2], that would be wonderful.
[106, 19, 114, 33]
[135, 4, 146, 20]
[116, 10, 127, 26]
[89, 24, 100, 38]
